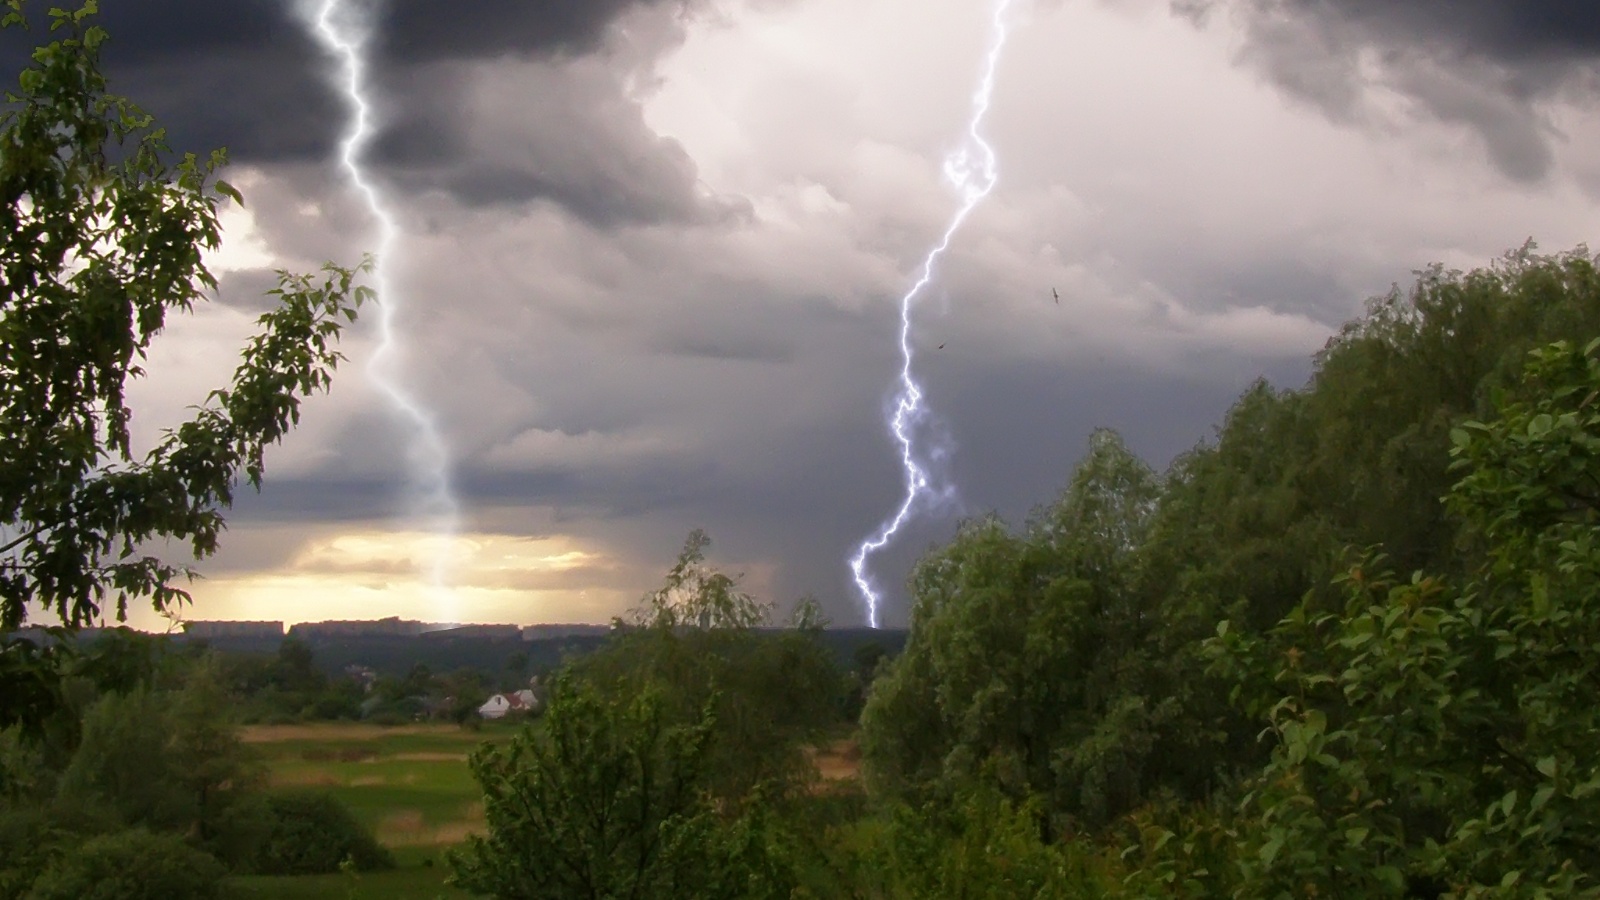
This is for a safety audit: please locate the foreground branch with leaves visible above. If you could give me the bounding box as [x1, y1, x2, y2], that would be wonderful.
[0, 1, 368, 631]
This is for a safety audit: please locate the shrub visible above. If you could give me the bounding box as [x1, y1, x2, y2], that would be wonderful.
[0, 807, 60, 900]
[23, 828, 227, 900]
[250, 791, 393, 875]
[450, 677, 798, 899]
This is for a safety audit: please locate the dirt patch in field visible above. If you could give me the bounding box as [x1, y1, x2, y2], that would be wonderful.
[301, 746, 378, 763]
[240, 723, 450, 743]
[808, 738, 862, 782]
[268, 771, 341, 787]
[376, 808, 485, 847]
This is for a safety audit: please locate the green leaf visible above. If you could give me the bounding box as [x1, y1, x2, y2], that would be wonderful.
[1500, 789, 1518, 817]
[213, 179, 243, 206]
[1531, 786, 1555, 812]
[1258, 834, 1284, 866]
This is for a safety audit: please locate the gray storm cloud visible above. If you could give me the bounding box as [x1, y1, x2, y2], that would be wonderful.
[1192, 0, 1600, 182]
[7, 0, 1599, 627]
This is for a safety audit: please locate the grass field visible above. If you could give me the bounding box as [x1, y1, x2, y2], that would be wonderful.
[224, 721, 863, 898]
[227, 721, 522, 899]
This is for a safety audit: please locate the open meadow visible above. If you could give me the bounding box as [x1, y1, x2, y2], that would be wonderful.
[222, 720, 865, 899]
[227, 722, 522, 900]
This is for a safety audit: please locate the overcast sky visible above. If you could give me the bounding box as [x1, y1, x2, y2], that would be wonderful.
[10, 0, 1599, 629]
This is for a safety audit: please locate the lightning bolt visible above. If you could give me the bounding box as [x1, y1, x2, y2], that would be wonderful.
[306, 0, 461, 618]
[850, 0, 1013, 628]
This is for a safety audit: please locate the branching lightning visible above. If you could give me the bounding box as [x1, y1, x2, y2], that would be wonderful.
[850, 0, 1013, 628]
[307, 0, 460, 615]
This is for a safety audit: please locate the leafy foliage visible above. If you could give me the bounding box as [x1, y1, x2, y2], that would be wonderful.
[1147, 337, 1600, 897]
[856, 246, 1600, 896]
[0, 0, 367, 633]
[862, 429, 1175, 830]
[448, 535, 855, 898]
[449, 674, 796, 900]
[572, 531, 844, 802]
[52, 660, 265, 864]
[22, 828, 227, 900]
[250, 791, 393, 876]
[829, 788, 1113, 899]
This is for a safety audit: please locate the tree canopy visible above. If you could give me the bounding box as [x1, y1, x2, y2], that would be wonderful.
[0, 0, 366, 632]
[860, 245, 1600, 896]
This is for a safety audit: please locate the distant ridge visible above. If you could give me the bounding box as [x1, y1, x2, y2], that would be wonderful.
[179, 617, 611, 642]
[5, 620, 909, 680]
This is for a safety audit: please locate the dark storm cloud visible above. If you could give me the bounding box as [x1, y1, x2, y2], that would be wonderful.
[372, 0, 670, 64]
[1274, 0, 1600, 64]
[0, 1, 345, 159]
[1195, 0, 1600, 69]
[1196, 0, 1600, 182]
[235, 453, 720, 526]
[0, 0, 720, 226]
[370, 59, 737, 227]
[227, 474, 402, 524]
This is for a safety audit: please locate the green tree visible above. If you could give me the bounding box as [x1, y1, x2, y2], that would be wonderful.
[449, 674, 795, 900]
[1114, 245, 1600, 821]
[571, 531, 843, 802]
[22, 828, 226, 900]
[0, 1, 367, 724]
[1171, 339, 1600, 897]
[250, 790, 392, 875]
[269, 637, 322, 694]
[831, 788, 1108, 900]
[55, 665, 260, 857]
[862, 429, 1171, 831]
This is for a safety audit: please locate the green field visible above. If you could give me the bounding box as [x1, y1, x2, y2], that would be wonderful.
[227, 722, 523, 899]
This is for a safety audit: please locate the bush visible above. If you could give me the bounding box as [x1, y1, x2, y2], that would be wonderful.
[0, 807, 60, 900]
[23, 828, 227, 900]
[251, 791, 393, 875]
[822, 789, 1111, 899]
[450, 677, 798, 900]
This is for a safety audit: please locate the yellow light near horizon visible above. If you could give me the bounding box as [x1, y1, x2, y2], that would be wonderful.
[112, 528, 630, 632]
[290, 529, 603, 578]
[180, 574, 629, 630]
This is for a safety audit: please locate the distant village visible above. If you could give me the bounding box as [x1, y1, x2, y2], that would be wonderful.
[174, 618, 612, 719]
[180, 616, 611, 642]
[5, 616, 900, 723]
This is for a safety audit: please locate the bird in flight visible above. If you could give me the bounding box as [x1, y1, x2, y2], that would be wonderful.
[1052, 287, 1060, 304]
[937, 342, 946, 350]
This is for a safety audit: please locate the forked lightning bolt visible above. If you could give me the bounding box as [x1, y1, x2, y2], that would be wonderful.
[308, 0, 460, 615]
[850, 0, 1013, 628]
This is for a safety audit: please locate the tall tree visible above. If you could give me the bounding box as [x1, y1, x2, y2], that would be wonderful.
[0, 2, 365, 726]
[862, 429, 1171, 830]
[572, 531, 843, 802]
[450, 676, 795, 900]
[1169, 338, 1600, 897]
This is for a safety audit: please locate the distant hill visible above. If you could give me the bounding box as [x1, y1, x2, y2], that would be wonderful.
[180, 623, 909, 678]
[6, 622, 909, 678]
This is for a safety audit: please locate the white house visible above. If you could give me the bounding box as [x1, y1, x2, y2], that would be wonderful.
[477, 689, 541, 720]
